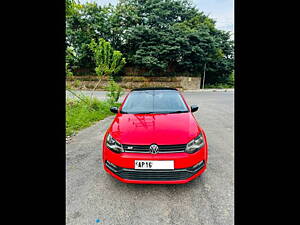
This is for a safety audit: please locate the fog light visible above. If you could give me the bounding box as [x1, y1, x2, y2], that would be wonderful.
[192, 160, 204, 169]
[106, 160, 117, 168]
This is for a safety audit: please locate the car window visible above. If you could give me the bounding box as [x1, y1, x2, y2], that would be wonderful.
[121, 90, 188, 114]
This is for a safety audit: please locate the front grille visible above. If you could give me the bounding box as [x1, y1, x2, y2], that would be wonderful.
[122, 144, 186, 153]
[116, 170, 192, 181]
[105, 160, 205, 181]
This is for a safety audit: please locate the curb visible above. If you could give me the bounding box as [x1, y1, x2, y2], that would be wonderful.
[184, 89, 234, 92]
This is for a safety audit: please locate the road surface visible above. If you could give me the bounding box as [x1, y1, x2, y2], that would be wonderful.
[66, 90, 234, 225]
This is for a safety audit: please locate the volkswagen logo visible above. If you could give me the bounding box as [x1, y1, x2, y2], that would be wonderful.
[149, 144, 159, 154]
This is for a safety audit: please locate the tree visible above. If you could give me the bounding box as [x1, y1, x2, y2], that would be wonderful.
[66, 2, 114, 69]
[89, 38, 126, 76]
[113, 0, 201, 71]
[105, 77, 124, 104]
[66, 0, 77, 18]
[203, 30, 234, 85]
[65, 0, 234, 85]
[88, 38, 126, 96]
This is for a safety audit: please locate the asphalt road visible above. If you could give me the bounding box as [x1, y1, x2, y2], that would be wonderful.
[66, 90, 234, 225]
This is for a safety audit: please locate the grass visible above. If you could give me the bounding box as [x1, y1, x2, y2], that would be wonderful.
[205, 83, 234, 89]
[66, 96, 121, 137]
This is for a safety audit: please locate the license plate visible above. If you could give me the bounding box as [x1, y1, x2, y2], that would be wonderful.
[134, 160, 174, 169]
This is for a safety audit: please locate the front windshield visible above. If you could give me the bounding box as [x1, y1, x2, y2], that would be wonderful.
[121, 90, 189, 114]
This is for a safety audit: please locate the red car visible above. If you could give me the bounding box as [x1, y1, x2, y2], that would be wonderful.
[102, 88, 208, 184]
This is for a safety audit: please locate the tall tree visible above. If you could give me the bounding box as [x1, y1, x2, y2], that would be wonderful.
[65, 0, 234, 84]
[66, 2, 114, 69]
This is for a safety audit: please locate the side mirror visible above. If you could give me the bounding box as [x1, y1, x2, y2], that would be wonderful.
[110, 107, 119, 114]
[190, 105, 199, 113]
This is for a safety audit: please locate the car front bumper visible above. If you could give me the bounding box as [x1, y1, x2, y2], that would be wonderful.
[102, 145, 207, 184]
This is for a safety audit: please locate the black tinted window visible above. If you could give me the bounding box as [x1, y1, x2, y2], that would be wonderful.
[121, 90, 188, 114]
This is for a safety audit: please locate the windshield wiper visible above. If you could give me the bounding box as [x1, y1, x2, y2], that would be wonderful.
[134, 112, 155, 114]
[120, 111, 155, 114]
[160, 110, 189, 114]
[121, 111, 188, 114]
[135, 111, 188, 114]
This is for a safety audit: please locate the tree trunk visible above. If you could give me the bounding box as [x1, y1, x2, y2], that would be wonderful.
[90, 76, 102, 98]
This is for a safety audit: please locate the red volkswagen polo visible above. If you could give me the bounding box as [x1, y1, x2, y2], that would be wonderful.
[102, 88, 208, 184]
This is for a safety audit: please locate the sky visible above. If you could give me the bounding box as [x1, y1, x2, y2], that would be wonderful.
[77, 0, 234, 37]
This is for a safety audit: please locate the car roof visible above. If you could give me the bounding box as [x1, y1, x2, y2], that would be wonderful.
[131, 87, 178, 91]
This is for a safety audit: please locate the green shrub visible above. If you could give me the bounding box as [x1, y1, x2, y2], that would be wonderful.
[74, 79, 81, 88]
[105, 78, 124, 104]
[66, 63, 73, 77]
[66, 96, 121, 136]
[227, 71, 234, 86]
[205, 83, 233, 89]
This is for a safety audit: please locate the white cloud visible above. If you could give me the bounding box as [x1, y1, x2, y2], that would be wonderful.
[192, 0, 234, 33]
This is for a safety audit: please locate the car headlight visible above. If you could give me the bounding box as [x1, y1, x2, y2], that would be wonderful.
[185, 132, 205, 153]
[106, 134, 124, 153]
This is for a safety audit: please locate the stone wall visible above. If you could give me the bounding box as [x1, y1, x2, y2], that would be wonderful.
[179, 76, 201, 90]
[66, 76, 201, 90]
